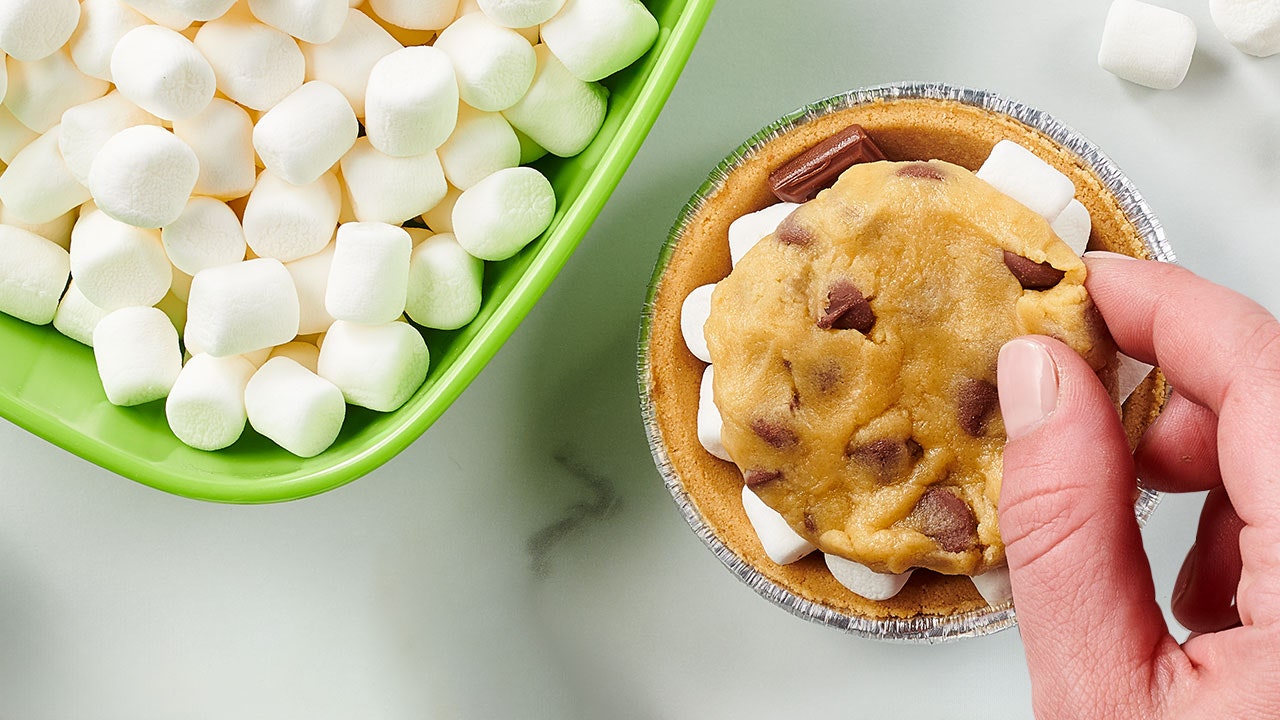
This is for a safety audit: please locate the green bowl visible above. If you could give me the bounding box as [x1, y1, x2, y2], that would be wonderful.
[0, 0, 716, 503]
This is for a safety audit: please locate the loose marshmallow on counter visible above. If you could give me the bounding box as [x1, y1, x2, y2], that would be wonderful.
[110, 25, 216, 121]
[194, 13, 306, 111]
[1050, 199, 1092, 256]
[437, 104, 520, 190]
[971, 567, 1013, 606]
[1117, 353, 1155, 402]
[433, 13, 536, 113]
[339, 137, 448, 225]
[284, 243, 336, 334]
[420, 185, 461, 233]
[248, 0, 348, 44]
[824, 554, 915, 602]
[1098, 0, 1197, 90]
[241, 169, 342, 262]
[727, 202, 799, 266]
[1211, 0, 1280, 57]
[68, 0, 150, 81]
[741, 486, 816, 566]
[0, 0, 81, 62]
[325, 221, 411, 325]
[120, 0, 195, 30]
[244, 357, 345, 457]
[0, 126, 92, 225]
[365, 47, 458, 157]
[478, 0, 566, 28]
[0, 106, 38, 163]
[268, 341, 320, 373]
[502, 44, 607, 157]
[162, 197, 247, 276]
[0, 225, 69, 325]
[367, 0, 459, 30]
[93, 306, 182, 406]
[58, 91, 163, 185]
[405, 232, 483, 330]
[185, 258, 301, 357]
[451, 166, 554, 261]
[69, 208, 171, 310]
[697, 366, 731, 462]
[165, 353, 256, 451]
[53, 280, 109, 345]
[299, 8, 401, 118]
[172, 98, 256, 201]
[679, 283, 714, 364]
[540, 0, 658, 82]
[317, 319, 429, 412]
[253, 81, 357, 185]
[88, 125, 199, 229]
[975, 140, 1075, 223]
[5, 48, 111, 133]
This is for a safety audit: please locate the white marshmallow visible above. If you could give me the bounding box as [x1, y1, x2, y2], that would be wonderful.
[1211, 0, 1280, 57]
[284, 243, 336, 334]
[93, 306, 182, 406]
[268, 341, 320, 373]
[1098, 0, 1197, 90]
[1050, 198, 1092, 256]
[976, 140, 1076, 223]
[5, 48, 111, 133]
[170, 0, 240, 20]
[697, 366, 731, 462]
[437, 104, 520, 189]
[971, 567, 1013, 606]
[0, 225, 69, 325]
[194, 14, 306, 111]
[727, 202, 799, 266]
[120, 0, 195, 30]
[339, 137, 447, 224]
[154, 288, 187, 335]
[248, 0, 348, 44]
[501, 44, 606, 157]
[361, 4, 439, 46]
[741, 486, 816, 566]
[170, 264, 193, 302]
[0, 204, 76, 250]
[0, 106, 38, 163]
[69, 208, 171, 310]
[478, 0, 565, 28]
[679, 283, 714, 364]
[241, 169, 341, 262]
[185, 258, 301, 357]
[0, 126, 92, 225]
[58, 91, 163, 185]
[162, 197, 247, 275]
[1117, 353, 1154, 402]
[165, 353, 256, 451]
[317, 319, 429, 412]
[405, 232, 483, 330]
[299, 8, 401, 118]
[172, 98, 256, 201]
[365, 47, 458, 157]
[53, 280, 109, 345]
[540, 0, 658, 82]
[420, 184, 461, 233]
[240, 346, 273, 368]
[325, 221, 411, 325]
[824, 554, 914, 602]
[0, 0, 81, 62]
[68, 0, 150, 81]
[253, 81, 357, 185]
[366, 0, 459, 30]
[433, 13, 535, 113]
[451, 165, 554, 261]
[244, 356, 345, 457]
[88, 126, 199, 229]
[111, 25, 216, 121]
[514, 125, 547, 164]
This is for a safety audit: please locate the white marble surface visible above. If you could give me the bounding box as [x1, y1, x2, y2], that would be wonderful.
[0, 1, 1270, 717]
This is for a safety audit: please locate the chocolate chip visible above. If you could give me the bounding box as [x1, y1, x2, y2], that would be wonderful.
[751, 418, 798, 449]
[957, 378, 999, 436]
[849, 438, 923, 481]
[814, 361, 842, 393]
[1003, 250, 1066, 290]
[817, 280, 875, 333]
[908, 487, 978, 553]
[768, 124, 887, 203]
[774, 215, 812, 247]
[744, 469, 783, 487]
[803, 512, 817, 534]
[896, 162, 945, 180]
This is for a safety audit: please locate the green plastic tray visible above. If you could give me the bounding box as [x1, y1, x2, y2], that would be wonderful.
[0, 0, 716, 503]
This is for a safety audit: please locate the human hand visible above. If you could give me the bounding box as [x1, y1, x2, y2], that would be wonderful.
[996, 253, 1280, 719]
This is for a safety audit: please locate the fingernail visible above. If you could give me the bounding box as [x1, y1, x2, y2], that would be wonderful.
[997, 339, 1059, 440]
[1082, 250, 1137, 261]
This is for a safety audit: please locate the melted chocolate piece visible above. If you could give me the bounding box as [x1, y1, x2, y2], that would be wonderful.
[1003, 250, 1066, 290]
[817, 280, 875, 333]
[849, 437, 924, 481]
[908, 486, 978, 553]
[744, 469, 783, 487]
[768, 124, 886, 203]
[751, 418, 798, 449]
[957, 378, 999, 436]
[896, 162, 945, 180]
[774, 215, 813, 247]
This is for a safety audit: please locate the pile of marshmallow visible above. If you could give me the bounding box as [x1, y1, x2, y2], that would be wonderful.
[1098, 0, 1280, 90]
[0, 0, 658, 457]
[680, 140, 1155, 605]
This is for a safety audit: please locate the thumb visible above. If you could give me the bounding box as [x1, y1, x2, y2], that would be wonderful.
[997, 337, 1181, 718]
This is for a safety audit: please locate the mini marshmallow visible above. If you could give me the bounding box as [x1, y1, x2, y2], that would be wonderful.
[53, 280, 109, 345]
[299, 9, 401, 118]
[0, 106, 38, 163]
[69, 208, 171, 310]
[172, 98, 256, 201]
[268, 341, 320, 373]
[165, 353, 256, 451]
[361, 5, 439, 46]
[421, 185, 462, 233]
[1117, 353, 1154, 402]
[325, 221, 411, 325]
[0, 126, 92, 225]
[88, 126, 199, 229]
[540, 0, 658, 82]
[194, 13, 306, 111]
[741, 486, 816, 566]
[1211, 0, 1280, 56]
[824, 554, 914, 602]
[58, 91, 163, 185]
[437, 104, 521, 189]
[162, 197, 247, 276]
[365, 47, 458, 157]
[5, 48, 111, 133]
[975, 140, 1076, 223]
[367, 0, 460, 30]
[68, 0, 150, 81]
[284, 243, 336, 334]
[502, 45, 606, 157]
[697, 366, 731, 462]
[679, 283, 714, 364]
[727, 202, 799, 266]
[1050, 199, 1092, 255]
[433, 13, 536, 113]
[971, 567, 1013, 606]
[451, 166, 554, 261]
[93, 306, 182, 406]
[170, 0, 240, 20]
[121, 0, 195, 29]
[0, 204, 76, 250]
[241, 169, 341, 261]
[317, 319, 429, 412]
[185, 258, 301, 357]
[253, 81, 357, 185]
[405, 232, 483, 330]
[478, 0, 566, 28]
[245, 357, 345, 457]
[339, 137, 447, 225]
[0, 0, 81, 62]
[1098, 0, 1197, 90]
[111, 25, 216, 121]
[248, 0, 347, 44]
[0, 225, 69, 325]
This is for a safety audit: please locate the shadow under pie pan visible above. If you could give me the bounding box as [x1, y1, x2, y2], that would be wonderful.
[638, 82, 1173, 642]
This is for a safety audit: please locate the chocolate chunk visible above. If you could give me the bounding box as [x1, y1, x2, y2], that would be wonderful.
[817, 280, 875, 333]
[896, 162, 945, 180]
[774, 215, 813, 247]
[768, 124, 886, 203]
[908, 487, 978, 553]
[957, 378, 999, 436]
[1003, 250, 1066, 290]
[751, 418, 798, 449]
[849, 438, 924, 481]
[744, 469, 783, 487]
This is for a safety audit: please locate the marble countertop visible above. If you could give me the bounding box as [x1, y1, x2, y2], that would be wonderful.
[0, 1, 1270, 717]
